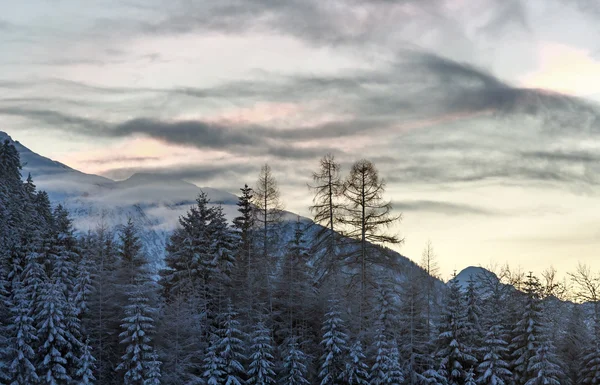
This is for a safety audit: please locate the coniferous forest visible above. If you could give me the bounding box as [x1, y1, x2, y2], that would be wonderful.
[2, 138, 600, 385]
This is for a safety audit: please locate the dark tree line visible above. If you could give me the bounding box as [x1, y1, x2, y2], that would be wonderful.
[1, 141, 598, 385]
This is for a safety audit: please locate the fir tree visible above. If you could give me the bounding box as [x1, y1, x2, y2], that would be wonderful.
[160, 192, 214, 298]
[510, 273, 543, 385]
[145, 349, 162, 385]
[281, 337, 310, 385]
[6, 275, 38, 385]
[36, 281, 72, 385]
[370, 326, 403, 385]
[217, 302, 246, 385]
[116, 280, 156, 385]
[247, 319, 276, 385]
[524, 342, 562, 385]
[477, 324, 511, 385]
[76, 339, 97, 385]
[342, 340, 369, 385]
[464, 277, 484, 363]
[202, 334, 224, 385]
[319, 300, 348, 385]
[435, 276, 476, 385]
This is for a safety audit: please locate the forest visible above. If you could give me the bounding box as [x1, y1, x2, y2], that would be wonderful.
[0, 137, 598, 385]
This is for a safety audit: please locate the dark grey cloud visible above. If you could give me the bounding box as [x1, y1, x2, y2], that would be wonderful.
[392, 200, 496, 216]
[113, 118, 258, 148]
[82, 155, 160, 165]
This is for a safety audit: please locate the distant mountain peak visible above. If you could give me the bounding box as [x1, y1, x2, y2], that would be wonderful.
[454, 265, 498, 288]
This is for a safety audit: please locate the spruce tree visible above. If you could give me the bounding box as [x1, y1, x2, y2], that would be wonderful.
[342, 340, 369, 385]
[202, 333, 224, 385]
[281, 337, 310, 385]
[524, 342, 562, 385]
[232, 185, 254, 283]
[435, 277, 475, 385]
[217, 302, 246, 385]
[464, 277, 484, 363]
[399, 266, 431, 384]
[319, 300, 348, 385]
[116, 279, 157, 385]
[477, 324, 511, 385]
[145, 349, 162, 385]
[36, 280, 72, 385]
[248, 319, 276, 385]
[76, 339, 97, 385]
[559, 304, 589, 385]
[6, 275, 38, 385]
[510, 273, 543, 385]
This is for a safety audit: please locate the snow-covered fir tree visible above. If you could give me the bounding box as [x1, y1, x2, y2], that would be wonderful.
[319, 299, 349, 385]
[116, 278, 157, 385]
[524, 342, 562, 385]
[281, 337, 310, 385]
[202, 333, 224, 385]
[477, 323, 512, 385]
[247, 318, 276, 385]
[216, 301, 246, 385]
[509, 273, 544, 385]
[5, 274, 38, 385]
[76, 338, 96, 385]
[36, 280, 73, 385]
[435, 276, 476, 385]
[342, 340, 369, 385]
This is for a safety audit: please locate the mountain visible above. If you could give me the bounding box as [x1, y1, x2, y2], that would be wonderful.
[2, 131, 426, 278]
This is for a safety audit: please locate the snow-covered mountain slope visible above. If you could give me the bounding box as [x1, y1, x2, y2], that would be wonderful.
[2, 130, 430, 279]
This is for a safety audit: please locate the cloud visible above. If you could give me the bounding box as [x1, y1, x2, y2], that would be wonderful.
[101, 162, 257, 185]
[392, 200, 496, 216]
[81, 155, 161, 165]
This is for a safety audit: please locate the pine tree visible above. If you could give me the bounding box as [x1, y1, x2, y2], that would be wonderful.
[342, 340, 369, 385]
[116, 280, 156, 385]
[435, 276, 476, 385]
[281, 337, 310, 385]
[248, 319, 276, 385]
[217, 302, 246, 385]
[319, 300, 348, 385]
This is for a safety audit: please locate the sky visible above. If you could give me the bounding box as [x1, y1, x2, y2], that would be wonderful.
[3, 0, 600, 278]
